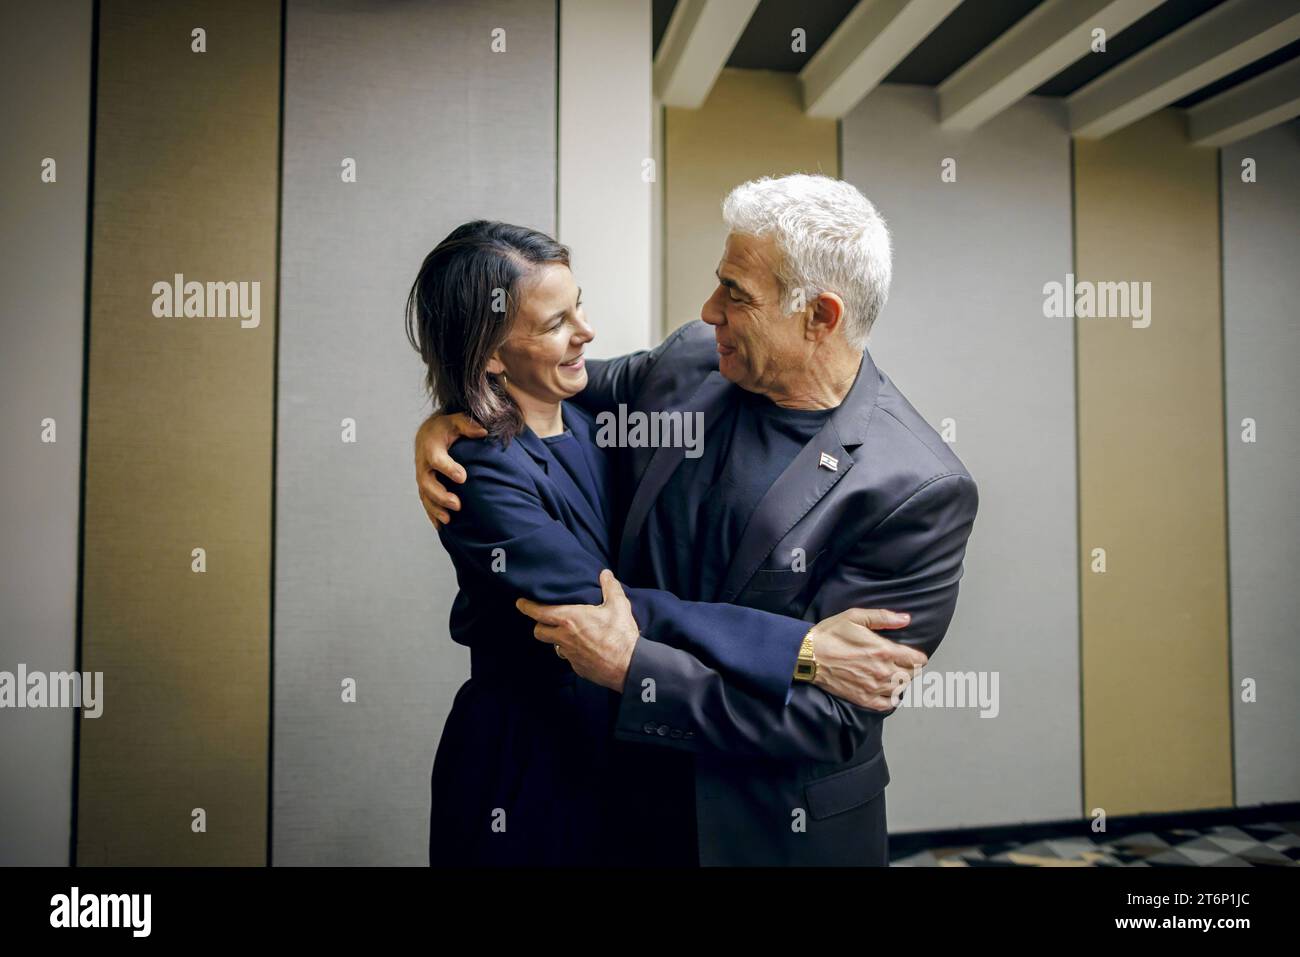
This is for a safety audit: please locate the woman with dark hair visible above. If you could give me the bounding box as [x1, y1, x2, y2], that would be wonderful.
[406, 221, 823, 866]
[407, 221, 611, 866]
[406, 221, 580, 445]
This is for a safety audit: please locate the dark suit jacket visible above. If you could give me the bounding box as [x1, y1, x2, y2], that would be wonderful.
[576, 320, 980, 866]
[429, 402, 814, 865]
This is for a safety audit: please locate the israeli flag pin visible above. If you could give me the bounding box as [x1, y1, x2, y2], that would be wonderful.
[818, 452, 839, 472]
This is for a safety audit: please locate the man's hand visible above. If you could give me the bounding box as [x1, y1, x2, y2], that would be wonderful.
[516, 570, 639, 693]
[415, 412, 486, 527]
[808, 608, 927, 711]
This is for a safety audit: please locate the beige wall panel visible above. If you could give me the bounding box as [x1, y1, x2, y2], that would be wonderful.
[1075, 110, 1232, 817]
[77, 0, 279, 865]
[664, 68, 838, 331]
[559, 0, 654, 356]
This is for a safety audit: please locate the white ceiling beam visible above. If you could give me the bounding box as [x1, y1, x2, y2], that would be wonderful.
[800, 0, 964, 119]
[1187, 55, 1300, 146]
[653, 0, 760, 109]
[938, 0, 1164, 131]
[1068, 0, 1300, 139]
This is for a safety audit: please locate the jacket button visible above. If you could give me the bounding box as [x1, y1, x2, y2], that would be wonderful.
[670, 729, 683, 739]
[684, 731, 695, 739]
[642, 722, 657, 735]
[656, 724, 669, 736]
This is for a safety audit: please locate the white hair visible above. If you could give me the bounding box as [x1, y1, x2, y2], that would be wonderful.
[720, 173, 892, 346]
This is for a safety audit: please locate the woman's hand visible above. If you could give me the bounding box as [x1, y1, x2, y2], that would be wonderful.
[414, 412, 487, 527]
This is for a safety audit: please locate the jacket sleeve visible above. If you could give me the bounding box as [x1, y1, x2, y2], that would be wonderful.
[611, 473, 979, 763]
[570, 324, 694, 417]
[437, 441, 810, 702]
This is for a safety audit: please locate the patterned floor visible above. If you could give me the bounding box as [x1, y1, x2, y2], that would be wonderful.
[892, 820, 1300, 867]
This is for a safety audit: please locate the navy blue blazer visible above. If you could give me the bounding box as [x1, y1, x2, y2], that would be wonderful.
[428, 402, 808, 865]
[574, 320, 980, 866]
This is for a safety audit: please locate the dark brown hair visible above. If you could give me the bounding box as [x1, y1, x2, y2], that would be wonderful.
[405, 221, 571, 443]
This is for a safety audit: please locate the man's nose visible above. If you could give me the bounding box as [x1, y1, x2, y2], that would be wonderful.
[701, 287, 725, 326]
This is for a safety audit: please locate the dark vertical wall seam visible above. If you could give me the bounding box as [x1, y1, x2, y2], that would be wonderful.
[1069, 135, 1085, 821]
[267, 0, 288, 868]
[71, 0, 102, 867]
[1216, 145, 1237, 809]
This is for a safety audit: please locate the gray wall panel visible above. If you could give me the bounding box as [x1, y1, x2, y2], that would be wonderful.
[1222, 121, 1300, 808]
[274, 0, 556, 864]
[0, 0, 92, 866]
[842, 86, 1080, 832]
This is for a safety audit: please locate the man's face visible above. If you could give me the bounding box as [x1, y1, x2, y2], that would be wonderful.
[700, 231, 805, 396]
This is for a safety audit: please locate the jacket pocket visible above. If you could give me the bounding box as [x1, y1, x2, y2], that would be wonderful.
[804, 749, 890, 820]
[747, 549, 825, 593]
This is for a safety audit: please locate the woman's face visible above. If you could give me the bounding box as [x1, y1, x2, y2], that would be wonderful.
[491, 262, 592, 404]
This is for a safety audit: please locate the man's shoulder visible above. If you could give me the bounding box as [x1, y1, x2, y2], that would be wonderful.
[862, 370, 977, 502]
[633, 320, 720, 404]
[667, 318, 718, 352]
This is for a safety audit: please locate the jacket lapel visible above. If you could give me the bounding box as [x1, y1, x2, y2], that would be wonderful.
[513, 420, 609, 556]
[615, 371, 734, 577]
[564, 404, 612, 529]
[715, 349, 882, 604]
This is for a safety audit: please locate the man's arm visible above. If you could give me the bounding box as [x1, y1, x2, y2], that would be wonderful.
[415, 325, 696, 523]
[570, 322, 695, 416]
[438, 442, 920, 705]
[611, 473, 979, 764]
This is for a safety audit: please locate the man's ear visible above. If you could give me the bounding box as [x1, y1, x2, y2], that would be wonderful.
[807, 292, 846, 341]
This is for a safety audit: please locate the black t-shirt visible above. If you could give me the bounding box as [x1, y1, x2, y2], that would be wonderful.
[640, 386, 833, 602]
[615, 388, 831, 866]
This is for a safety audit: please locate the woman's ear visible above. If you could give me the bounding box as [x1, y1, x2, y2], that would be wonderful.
[486, 351, 506, 376]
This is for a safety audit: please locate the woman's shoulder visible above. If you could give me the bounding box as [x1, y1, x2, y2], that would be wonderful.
[448, 432, 523, 472]
[437, 432, 543, 521]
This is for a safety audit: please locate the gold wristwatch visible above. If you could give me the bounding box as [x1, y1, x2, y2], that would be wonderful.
[793, 630, 817, 682]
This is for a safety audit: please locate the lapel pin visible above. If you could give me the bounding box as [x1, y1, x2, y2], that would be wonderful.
[818, 452, 839, 472]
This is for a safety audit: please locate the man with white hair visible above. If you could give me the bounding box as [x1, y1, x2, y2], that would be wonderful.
[417, 173, 978, 866]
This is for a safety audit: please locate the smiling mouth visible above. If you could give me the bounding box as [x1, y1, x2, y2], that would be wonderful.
[560, 353, 585, 368]
[716, 341, 736, 355]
